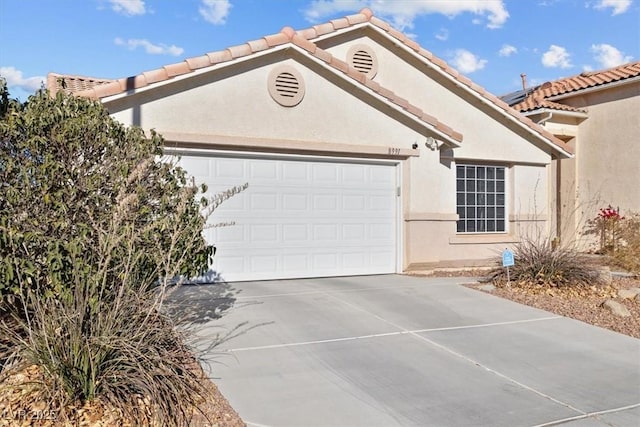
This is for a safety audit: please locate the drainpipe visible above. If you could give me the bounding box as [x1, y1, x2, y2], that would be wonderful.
[537, 111, 554, 125]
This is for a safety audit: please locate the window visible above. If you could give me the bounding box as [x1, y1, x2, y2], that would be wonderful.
[456, 165, 506, 233]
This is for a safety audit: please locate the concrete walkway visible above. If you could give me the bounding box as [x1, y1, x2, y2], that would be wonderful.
[178, 275, 640, 427]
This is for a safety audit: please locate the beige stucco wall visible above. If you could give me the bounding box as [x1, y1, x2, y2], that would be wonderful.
[103, 36, 560, 270]
[543, 81, 640, 250]
[322, 32, 555, 267]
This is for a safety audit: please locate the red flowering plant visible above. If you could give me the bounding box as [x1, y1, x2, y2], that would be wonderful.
[589, 205, 625, 254]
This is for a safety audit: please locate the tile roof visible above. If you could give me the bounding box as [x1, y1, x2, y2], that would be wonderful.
[511, 60, 640, 113]
[48, 7, 572, 155]
[47, 73, 114, 95]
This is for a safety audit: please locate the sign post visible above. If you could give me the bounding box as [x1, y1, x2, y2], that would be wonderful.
[502, 248, 515, 287]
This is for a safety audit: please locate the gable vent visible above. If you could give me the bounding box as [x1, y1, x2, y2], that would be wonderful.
[268, 65, 305, 107]
[347, 44, 378, 78]
[352, 50, 374, 74]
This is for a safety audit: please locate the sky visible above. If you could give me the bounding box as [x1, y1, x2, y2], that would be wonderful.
[1, 0, 638, 101]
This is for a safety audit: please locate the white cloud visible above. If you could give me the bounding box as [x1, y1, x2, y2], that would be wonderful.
[591, 43, 633, 68]
[109, 0, 146, 16]
[0, 66, 45, 92]
[594, 0, 632, 15]
[499, 44, 518, 57]
[449, 49, 488, 73]
[199, 0, 232, 25]
[304, 0, 509, 30]
[542, 45, 572, 68]
[435, 28, 449, 41]
[114, 38, 184, 56]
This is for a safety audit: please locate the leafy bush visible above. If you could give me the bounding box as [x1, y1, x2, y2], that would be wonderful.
[488, 237, 603, 287]
[0, 83, 244, 425]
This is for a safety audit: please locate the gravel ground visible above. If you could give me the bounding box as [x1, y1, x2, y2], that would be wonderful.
[463, 275, 640, 339]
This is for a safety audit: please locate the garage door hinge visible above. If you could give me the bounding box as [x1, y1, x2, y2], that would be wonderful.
[396, 187, 401, 197]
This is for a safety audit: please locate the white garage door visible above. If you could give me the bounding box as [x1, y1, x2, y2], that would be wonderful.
[177, 152, 398, 282]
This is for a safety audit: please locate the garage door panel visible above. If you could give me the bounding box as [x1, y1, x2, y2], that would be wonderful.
[177, 154, 398, 281]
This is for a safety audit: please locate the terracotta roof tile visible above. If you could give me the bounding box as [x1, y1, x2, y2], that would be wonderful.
[330, 17, 350, 30]
[50, 7, 574, 153]
[143, 68, 168, 84]
[291, 35, 316, 53]
[312, 22, 335, 36]
[164, 62, 190, 78]
[263, 32, 290, 47]
[226, 43, 253, 59]
[185, 55, 211, 70]
[206, 50, 233, 64]
[47, 73, 114, 96]
[247, 38, 270, 53]
[512, 60, 640, 113]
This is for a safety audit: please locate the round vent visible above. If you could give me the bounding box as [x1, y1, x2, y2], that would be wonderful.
[347, 44, 378, 78]
[268, 65, 305, 107]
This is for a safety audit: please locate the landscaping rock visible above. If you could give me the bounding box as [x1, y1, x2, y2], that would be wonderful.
[601, 300, 631, 317]
[477, 284, 496, 292]
[617, 287, 640, 299]
[598, 267, 613, 285]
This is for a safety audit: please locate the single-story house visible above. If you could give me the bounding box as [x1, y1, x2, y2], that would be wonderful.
[505, 61, 640, 249]
[48, 8, 574, 282]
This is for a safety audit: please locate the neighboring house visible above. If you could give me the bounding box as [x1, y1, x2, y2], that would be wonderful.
[506, 61, 640, 249]
[48, 8, 573, 282]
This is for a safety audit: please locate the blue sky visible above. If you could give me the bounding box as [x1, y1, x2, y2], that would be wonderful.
[1, 0, 638, 100]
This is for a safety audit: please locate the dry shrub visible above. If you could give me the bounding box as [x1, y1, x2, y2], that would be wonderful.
[613, 212, 640, 274]
[488, 237, 603, 287]
[0, 85, 246, 425]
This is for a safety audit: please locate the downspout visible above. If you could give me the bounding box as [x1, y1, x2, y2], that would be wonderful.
[537, 111, 554, 125]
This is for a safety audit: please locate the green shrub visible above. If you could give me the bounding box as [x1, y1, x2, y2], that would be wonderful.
[488, 237, 602, 287]
[0, 83, 245, 425]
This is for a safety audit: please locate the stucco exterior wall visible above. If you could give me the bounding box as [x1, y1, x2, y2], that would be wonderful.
[107, 55, 426, 149]
[322, 32, 554, 267]
[102, 35, 561, 270]
[547, 81, 640, 250]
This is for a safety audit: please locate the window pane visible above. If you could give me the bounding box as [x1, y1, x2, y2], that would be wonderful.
[477, 168, 485, 179]
[476, 193, 485, 205]
[466, 194, 475, 204]
[477, 207, 485, 219]
[488, 207, 495, 218]
[456, 179, 465, 191]
[497, 220, 505, 232]
[487, 181, 495, 192]
[496, 168, 505, 179]
[456, 193, 465, 205]
[487, 221, 496, 232]
[477, 181, 485, 192]
[496, 180, 505, 192]
[457, 221, 465, 232]
[497, 207, 505, 219]
[467, 207, 475, 218]
[466, 166, 475, 178]
[456, 165, 465, 178]
[466, 220, 476, 232]
[457, 207, 465, 219]
[497, 194, 505, 205]
[477, 220, 486, 232]
[487, 167, 495, 179]
[488, 194, 495, 205]
[466, 181, 475, 192]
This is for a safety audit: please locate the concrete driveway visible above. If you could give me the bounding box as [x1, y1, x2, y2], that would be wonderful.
[176, 275, 640, 427]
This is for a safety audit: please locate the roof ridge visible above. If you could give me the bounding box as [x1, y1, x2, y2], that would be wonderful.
[47, 7, 572, 155]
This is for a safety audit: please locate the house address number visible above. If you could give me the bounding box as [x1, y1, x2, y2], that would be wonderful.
[388, 147, 401, 155]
